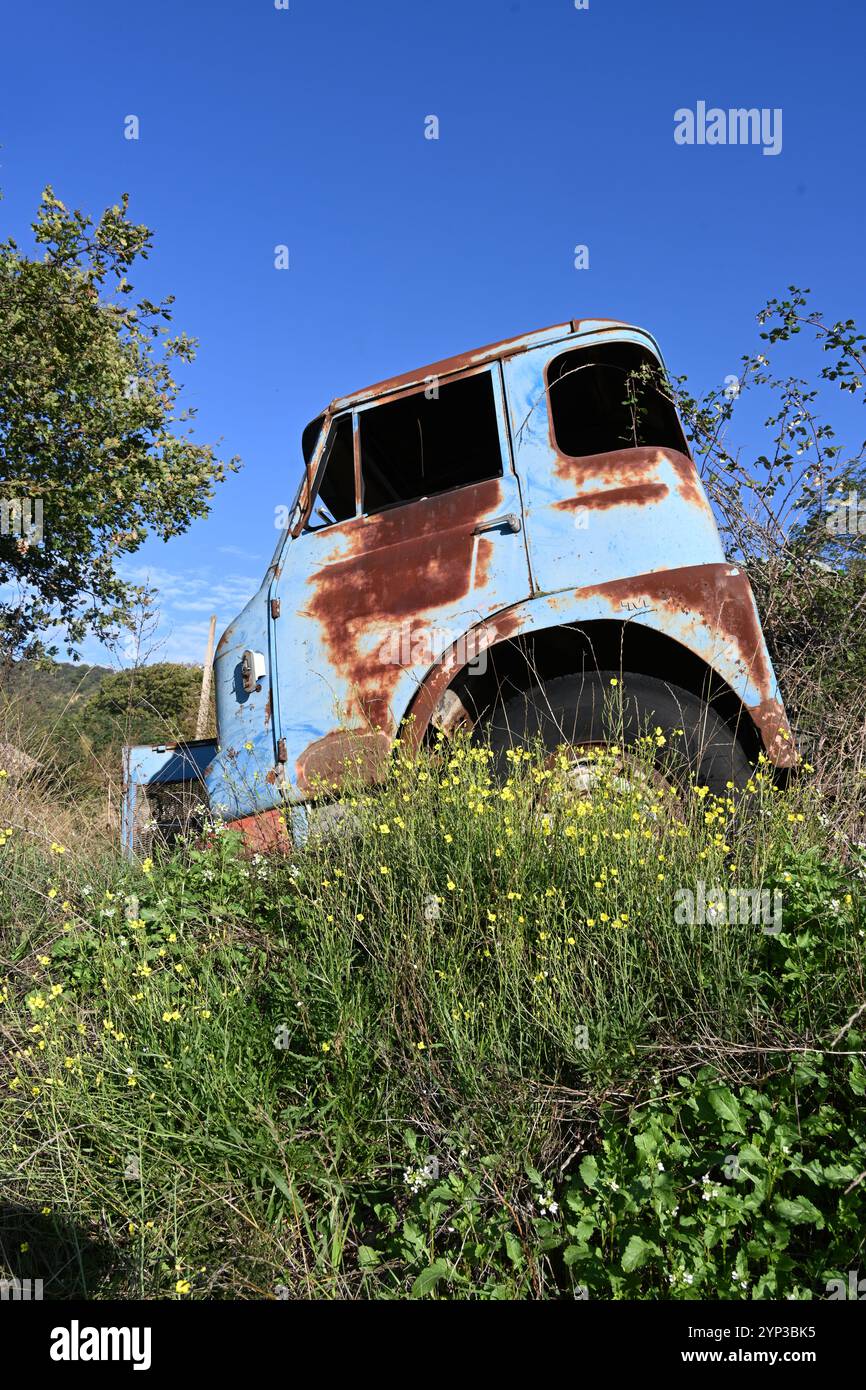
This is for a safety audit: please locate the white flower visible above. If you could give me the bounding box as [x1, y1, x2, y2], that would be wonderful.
[537, 1187, 559, 1217]
[403, 1164, 433, 1195]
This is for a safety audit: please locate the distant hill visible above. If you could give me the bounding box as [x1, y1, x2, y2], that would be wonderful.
[0, 660, 109, 748]
[0, 659, 210, 793]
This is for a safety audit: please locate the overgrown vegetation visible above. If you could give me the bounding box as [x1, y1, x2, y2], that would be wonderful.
[0, 659, 209, 800]
[1, 738, 863, 1298]
[1, 283, 864, 1299]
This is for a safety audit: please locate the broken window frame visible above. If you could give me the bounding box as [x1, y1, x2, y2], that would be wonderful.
[295, 410, 361, 535]
[543, 343, 689, 461]
[353, 363, 510, 519]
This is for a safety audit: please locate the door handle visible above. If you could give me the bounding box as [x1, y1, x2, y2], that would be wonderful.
[473, 512, 522, 536]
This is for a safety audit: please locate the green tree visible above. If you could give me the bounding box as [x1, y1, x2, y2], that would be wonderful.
[43, 662, 207, 796]
[75, 662, 204, 752]
[0, 187, 239, 660]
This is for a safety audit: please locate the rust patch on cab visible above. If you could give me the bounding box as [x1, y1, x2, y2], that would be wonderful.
[305, 477, 503, 722]
[225, 809, 291, 854]
[295, 728, 392, 795]
[748, 697, 798, 769]
[554, 481, 669, 513]
[552, 446, 705, 512]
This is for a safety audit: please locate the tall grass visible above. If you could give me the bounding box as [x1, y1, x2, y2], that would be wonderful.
[0, 734, 864, 1298]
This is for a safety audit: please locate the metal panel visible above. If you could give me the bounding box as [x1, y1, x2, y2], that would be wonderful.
[122, 739, 217, 857]
[503, 336, 726, 595]
[268, 364, 533, 802]
[404, 563, 796, 769]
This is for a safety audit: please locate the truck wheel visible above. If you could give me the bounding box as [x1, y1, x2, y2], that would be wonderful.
[482, 671, 754, 795]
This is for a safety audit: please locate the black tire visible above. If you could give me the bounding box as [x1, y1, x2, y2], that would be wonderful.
[482, 670, 754, 795]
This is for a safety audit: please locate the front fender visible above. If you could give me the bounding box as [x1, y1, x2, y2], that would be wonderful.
[404, 562, 796, 768]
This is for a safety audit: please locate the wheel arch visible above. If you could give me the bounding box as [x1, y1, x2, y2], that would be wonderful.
[401, 579, 794, 771]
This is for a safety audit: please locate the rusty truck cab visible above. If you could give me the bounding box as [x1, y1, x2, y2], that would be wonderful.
[123, 318, 794, 853]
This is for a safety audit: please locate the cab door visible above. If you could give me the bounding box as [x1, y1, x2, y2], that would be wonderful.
[270, 364, 532, 796]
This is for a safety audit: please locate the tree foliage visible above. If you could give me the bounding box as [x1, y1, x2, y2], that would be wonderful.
[75, 661, 203, 752]
[0, 187, 239, 660]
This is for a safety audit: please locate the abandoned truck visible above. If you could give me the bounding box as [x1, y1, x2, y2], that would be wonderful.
[122, 317, 795, 853]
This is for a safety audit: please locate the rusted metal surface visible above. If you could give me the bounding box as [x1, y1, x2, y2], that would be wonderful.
[123, 316, 796, 854]
[553, 478, 670, 514]
[748, 698, 798, 769]
[576, 564, 775, 692]
[330, 322, 578, 411]
[404, 562, 795, 766]
[303, 476, 505, 726]
[327, 320, 646, 415]
[295, 728, 393, 795]
[224, 809, 291, 854]
[552, 445, 704, 512]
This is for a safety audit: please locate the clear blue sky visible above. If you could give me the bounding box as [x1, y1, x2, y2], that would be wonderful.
[2, 0, 864, 664]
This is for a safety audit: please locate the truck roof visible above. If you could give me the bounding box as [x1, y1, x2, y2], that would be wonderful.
[327, 317, 650, 414]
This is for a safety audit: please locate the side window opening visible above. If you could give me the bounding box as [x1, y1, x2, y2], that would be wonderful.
[359, 371, 503, 515]
[546, 343, 688, 459]
[304, 414, 356, 531]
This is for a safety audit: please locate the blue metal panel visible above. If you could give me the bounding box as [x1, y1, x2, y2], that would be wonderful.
[203, 580, 283, 821]
[122, 738, 217, 858]
[503, 341, 725, 597]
